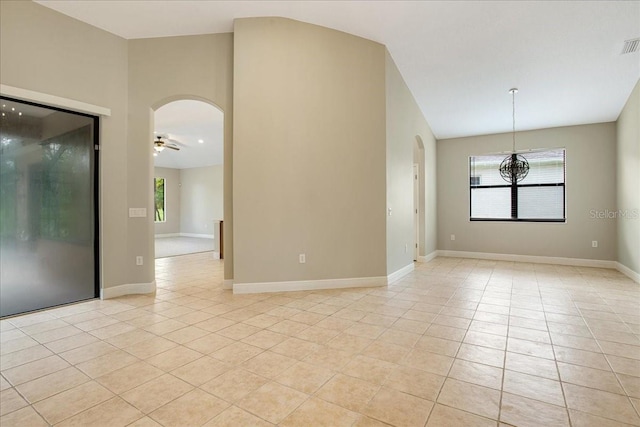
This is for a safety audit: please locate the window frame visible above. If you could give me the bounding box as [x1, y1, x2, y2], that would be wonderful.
[469, 149, 566, 223]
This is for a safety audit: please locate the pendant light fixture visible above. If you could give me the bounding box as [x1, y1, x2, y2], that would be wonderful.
[499, 88, 529, 184]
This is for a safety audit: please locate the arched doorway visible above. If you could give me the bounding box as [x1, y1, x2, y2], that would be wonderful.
[151, 99, 224, 261]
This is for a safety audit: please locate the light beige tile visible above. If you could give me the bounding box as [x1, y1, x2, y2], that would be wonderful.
[316, 373, 379, 412]
[31, 325, 83, 344]
[449, 358, 503, 389]
[508, 337, 555, 359]
[211, 341, 263, 364]
[44, 332, 99, 353]
[302, 345, 353, 370]
[618, 373, 640, 398]
[0, 375, 9, 391]
[201, 368, 269, 402]
[121, 374, 193, 414]
[426, 324, 466, 341]
[88, 322, 136, 340]
[295, 325, 341, 344]
[554, 346, 610, 370]
[563, 382, 640, 425]
[270, 337, 320, 360]
[171, 356, 229, 386]
[96, 361, 164, 394]
[267, 319, 309, 336]
[505, 351, 559, 380]
[0, 344, 53, 370]
[0, 406, 48, 427]
[327, 333, 373, 354]
[415, 335, 460, 356]
[500, 392, 569, 427]
[203, 405, 274, 427]
[558, 362, 624, 394]
[0, 387, 28, 416]
[402, 348, 454, 376]
[76, 349, 139, 378]
[123, 335, 178, 359]
[0, 336, 39, 355]
[276, 361, 335, 394]
[503, 367, 565, 406]
[59, 341, 118, 365]
[33, 381, 113, 424]
[149, 389, 228, 427]
[551, 333, 601, 352]
[344, 322, 387, 339]
[569, 409, 637, 427]
[437, 378, 500, 420]
[341, 355, 395, 385]
[3, 355, 69, 385]
[56, 396, 143, 427]
[16, 366, 89, 403]
[240, 329, 288, 349]
[281, 396, 358, 427]
[237, 382, 308, 424]
[181, 330, 233, 353]
[241, 350, 298, 380]
[384, 365, 445, 401]
[360, 340, 410, 363]
[456, 343, 505, 368]
[143, 319, 187, 335]
[160, 325, 210, 344]
[104, 329, 156, 349]
[607, 355, 640, 377]
[377, 328, 421, 347]
[426, 403, 496, 427]
[145, 345, 202, 371]
[363, 386, 433, 427]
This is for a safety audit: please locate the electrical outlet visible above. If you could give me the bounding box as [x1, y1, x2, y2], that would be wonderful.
[136, 256, 143, 266]
[450, 234, 456, 241]
[299, 254, 306, 264]
[592, 240, 598, 248]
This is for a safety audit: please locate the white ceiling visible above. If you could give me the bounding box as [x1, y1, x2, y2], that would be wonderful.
[36, 0, 640, 141]
[153, 100, 223, 169]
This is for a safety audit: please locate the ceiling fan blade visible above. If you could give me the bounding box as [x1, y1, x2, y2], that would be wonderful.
[165, 145, 180, 151]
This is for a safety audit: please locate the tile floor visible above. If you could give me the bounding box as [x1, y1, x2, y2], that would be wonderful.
[1, 253, 639, 426]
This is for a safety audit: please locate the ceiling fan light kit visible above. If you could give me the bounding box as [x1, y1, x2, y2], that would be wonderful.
[153, 135, 180, 153]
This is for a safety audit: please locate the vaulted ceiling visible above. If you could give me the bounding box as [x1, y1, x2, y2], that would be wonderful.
[36, 1, 639, 141]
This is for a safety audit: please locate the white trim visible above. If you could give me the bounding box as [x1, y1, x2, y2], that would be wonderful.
[233, 276, 386, 294]
[101, 281, 156, 299]
[0, 84, 111, 116]
[180, 233, 215, 239]
[437, 250, 617, 269]
[418, 251, 438, 263]
[223, 279, 234, 290]
[616, 262, 640, 284]
[387, 263, 414, 284]
[154, 233, 180, 238]
[212, 252, 221, 260]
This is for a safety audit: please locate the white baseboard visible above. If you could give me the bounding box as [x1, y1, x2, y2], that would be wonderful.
[418, 251, 438, 263]
[616, 262, 640, 284]
[437, 250, 617, 269]
[387, 263, 414, 284]
[233, 276, 386, 294]
[213, 252, 221, 260]
[180, 233, 215, 239]
[155, 233, 180, 238]
[223, 279, 234, 290]
[101, 281, 156, 299]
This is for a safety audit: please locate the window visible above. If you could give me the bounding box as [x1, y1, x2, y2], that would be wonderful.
[154, 177, 165, 222]
[470, 149, 565, 222]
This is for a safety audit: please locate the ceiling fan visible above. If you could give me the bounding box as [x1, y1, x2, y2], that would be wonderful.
[153, 134, 180, 152]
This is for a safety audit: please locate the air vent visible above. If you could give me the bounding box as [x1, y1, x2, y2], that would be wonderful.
[621, 38, 640, 54]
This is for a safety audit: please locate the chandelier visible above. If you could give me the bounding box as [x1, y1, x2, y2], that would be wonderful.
[499, 88, 529, 184]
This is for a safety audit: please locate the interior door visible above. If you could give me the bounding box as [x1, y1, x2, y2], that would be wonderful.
[0, 97, 98, 317]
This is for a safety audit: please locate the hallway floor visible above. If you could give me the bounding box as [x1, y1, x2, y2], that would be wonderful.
[1, 254, 639, 426]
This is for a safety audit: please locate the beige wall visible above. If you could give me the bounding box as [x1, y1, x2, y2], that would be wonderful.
[616, 80, 640, 276]
[0, 1, 129, 289]
[128, 34, 234, 281]
[180, 165, 224, 235]
[385, 50, 437, 274]
[437, 123, 617, 260]
[153, 167, 181, 235]
[233, 17, 387, 284]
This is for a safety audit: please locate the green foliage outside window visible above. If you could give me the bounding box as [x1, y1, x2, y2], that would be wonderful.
[155, 178, 165, 222]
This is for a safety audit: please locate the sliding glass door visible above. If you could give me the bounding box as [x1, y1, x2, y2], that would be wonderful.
[0, 97, 98, 317]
